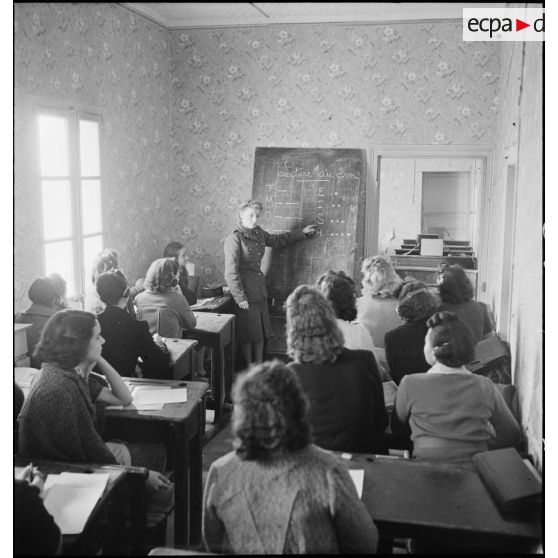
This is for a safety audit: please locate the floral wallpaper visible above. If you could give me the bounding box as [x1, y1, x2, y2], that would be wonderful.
[14, 2, 172, 311]
[14, 4, 501, 310]
[168, 23, 500, 283]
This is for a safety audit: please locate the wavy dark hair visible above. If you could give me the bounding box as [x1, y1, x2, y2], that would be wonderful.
[426, 311, 475, 367]
[96, 269, 129, 306]
[396, 281, 438, 323]
[286, 285, 344, 364]
[232, 360, 311, 461]
[437, 264, 474, 304]
[143, 258, 179, 293]
[163, 241, 184, 259]
[34, 309, 97, 370]
[90, 248, 119, 284]
[28, 277, 58, 307]
[316, 270, 357, 321]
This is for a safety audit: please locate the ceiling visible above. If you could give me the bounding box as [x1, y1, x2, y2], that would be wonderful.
[122, 3, 507, 29]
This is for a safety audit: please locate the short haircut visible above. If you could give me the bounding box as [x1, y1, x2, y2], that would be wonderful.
[316, 270, 357, 322]
[143, 258, 179, 293]
[438, 264, 474, 304]
[163, 241, 184, 259]
[232, 360, 311, 461]
[34, 309, 97, 370]
[238, 199, 263, 213]
[285, 285, 344, 364]
[360, 255, 402, 298]
[396, 281, 438, 323]
[426, 311, 476, 367]
[96, 270, 129, 306]
[91, 248, 119, 284]
[28, 277, 58, 307]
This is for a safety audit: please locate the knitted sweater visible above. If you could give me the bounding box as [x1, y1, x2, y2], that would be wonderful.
[18, 363, 116, 464]
[203, 445, 378, 554]
[391, 365, 521, 459]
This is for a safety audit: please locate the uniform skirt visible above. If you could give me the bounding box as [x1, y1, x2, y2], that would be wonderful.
[235, 299, 272, 342]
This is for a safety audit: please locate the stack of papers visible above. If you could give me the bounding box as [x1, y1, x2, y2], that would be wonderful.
[106, 383, 187, 410]
[349, 469, 364, 498]
[42, 472, 110, 535]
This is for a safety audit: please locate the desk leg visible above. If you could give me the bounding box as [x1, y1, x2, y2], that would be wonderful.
[224, 337, 234, 405]
[171, 423, 189, 547]
[189, 396, 205, 546]
[213, 347, 225, 423]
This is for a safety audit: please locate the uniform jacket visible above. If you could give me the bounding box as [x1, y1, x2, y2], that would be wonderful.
[224, 225, 305, 304]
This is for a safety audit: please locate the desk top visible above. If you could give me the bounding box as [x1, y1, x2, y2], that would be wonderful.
[345, 455, 541, 542]
[104, 378, 209, 423]
[192, 311, 235, 333]
[164, 337, 198, 363]
[14, 323, 33, 332]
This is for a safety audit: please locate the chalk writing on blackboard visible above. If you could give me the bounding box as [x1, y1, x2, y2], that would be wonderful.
[252, 148, 366, 315]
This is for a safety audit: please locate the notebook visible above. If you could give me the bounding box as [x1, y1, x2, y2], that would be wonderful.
[42, 472, 110, 535]
[473, 448, 542, 513]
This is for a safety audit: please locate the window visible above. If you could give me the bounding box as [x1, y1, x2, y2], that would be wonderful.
[35, 108, 103, 300]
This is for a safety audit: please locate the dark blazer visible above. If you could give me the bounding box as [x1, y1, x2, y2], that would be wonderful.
[224, 225, 305, 304]
[97, 305, 172, 379]
[384, 320, 431, 385]
[288, 348, 388, 454]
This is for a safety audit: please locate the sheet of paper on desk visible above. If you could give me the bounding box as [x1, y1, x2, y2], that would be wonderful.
[42, 472, 109, 535]
[349, 469, 364, 498]
[134, 387, 187, 405]
[383, 380, 398, 408]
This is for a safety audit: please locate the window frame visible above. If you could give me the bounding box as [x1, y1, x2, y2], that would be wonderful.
[32, 98, 105, 302]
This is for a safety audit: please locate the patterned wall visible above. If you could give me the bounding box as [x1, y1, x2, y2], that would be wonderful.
[168, 24, 500, 283]
[14, 5, 501, 309]
[14, 3, 172, 310]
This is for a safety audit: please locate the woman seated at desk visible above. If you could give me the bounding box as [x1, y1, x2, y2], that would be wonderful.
[96, 270, 172, 379]
[18, 309, 173, 499]
[15, 276, 61, 368]
[136, 258, 206, 379]
[384, 281, 438, 385]
[203, 360, 379, 554]
[316, 270, 388, 380]
[437, 264, 494, 344]
[286, 285, 388, 454]
[391, 312, 521, 460]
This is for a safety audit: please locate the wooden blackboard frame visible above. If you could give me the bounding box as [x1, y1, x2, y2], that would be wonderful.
[252, 147, 367, 316]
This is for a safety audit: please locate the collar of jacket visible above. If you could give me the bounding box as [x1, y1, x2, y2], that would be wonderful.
[234, 224, 264, 241]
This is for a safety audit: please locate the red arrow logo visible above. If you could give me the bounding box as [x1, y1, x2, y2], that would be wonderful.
[516, 19, 530, 31]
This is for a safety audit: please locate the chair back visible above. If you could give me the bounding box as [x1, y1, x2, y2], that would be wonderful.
[137, 306, 182, 338]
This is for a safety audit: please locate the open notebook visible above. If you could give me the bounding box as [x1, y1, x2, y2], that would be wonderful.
[13, 471, 110, 535]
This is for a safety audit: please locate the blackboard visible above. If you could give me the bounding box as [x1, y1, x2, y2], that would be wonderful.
[252, 147, 366, 315]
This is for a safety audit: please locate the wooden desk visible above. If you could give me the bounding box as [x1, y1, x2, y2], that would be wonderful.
[190, 294, 234, 314]
[182, 312, 235, 423]
[345, 455, 541, 551]
[165, 338, 198, 380]
[104, 379, 209, 547]
[14, 323, 33, 367]
[14, 457, 147, 555]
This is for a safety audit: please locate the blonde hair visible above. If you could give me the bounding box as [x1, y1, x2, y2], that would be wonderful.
[285, 285, 344, 364]
[361, 255, 402, 298]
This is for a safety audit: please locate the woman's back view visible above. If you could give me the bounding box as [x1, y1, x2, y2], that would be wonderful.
[202, 360, 378, 554]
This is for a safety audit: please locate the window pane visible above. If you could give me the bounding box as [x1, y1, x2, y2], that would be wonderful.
[83, 235, 103, 285]
[45, 241, 75, 296]
[79, 120, 100, 177]
[41, 180, 72, 240]
[81, 180, 102, 234]
[38, 114, 69, 176]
